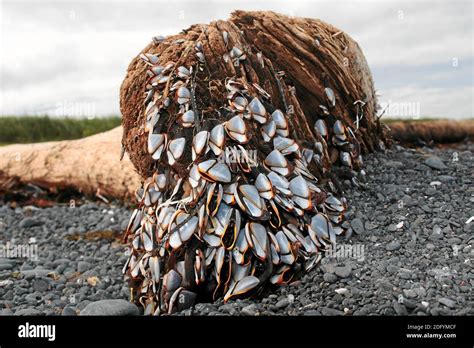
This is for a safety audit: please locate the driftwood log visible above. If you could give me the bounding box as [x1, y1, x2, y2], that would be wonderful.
[388, 119, 474, 146]
[118, 10, 391, 314]
[0, 127, 140, 200]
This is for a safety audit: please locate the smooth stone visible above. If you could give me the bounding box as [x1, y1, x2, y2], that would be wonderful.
[393, 302, 408, 315]
[377, 279, 394, 291]
[3, 290, 14, 300]
[61, 306, 77, 316]
[403, 298, 417, 309]
[385, 161, 404, 169]
[386, 240, 401, 251]
[275, 298, 290, 309]
[425, 156, 447, 170]
[241, 304, 259, 316]
[437, 175, 455, 183]
[33, 279, 49, 292]
[19, 217, 42, 228]
[399, 272, 412, 280]
[403, 289, 417, 298]
[77, 261, 91, 273]
[386, 265, 400, 273]
[323, 273, 338, 283]
[350, 218, 365, 235]
[21, 269, 55, 278]
[334, 266, 352, 278]
[0, 263, 14, 271]
[438, 297, 456, 308]
[365, 222, 378, 230]
[79, 299, 139, 316]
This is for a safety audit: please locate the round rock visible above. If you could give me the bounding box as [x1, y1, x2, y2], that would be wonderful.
[33, 279, 49, 292]
[424, 156, 447, 170]
[79, 299, 139, 316]
[334, 265, 352, 278]
[350, 218, 365, 235]
[386, 240, 401, 251]
[77, 261, 91, 273]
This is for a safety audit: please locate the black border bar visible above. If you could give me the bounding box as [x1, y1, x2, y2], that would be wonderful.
[0, 315, 472, 346]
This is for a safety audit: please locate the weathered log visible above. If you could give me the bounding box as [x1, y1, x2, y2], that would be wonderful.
[120, 10, 390, 178]
[0, 127, 140, 200]
[119, 10, 390, 314]
[388, 119, 474, 146]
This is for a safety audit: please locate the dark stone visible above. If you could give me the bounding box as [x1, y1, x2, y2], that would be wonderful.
[425, 156, 447, 170]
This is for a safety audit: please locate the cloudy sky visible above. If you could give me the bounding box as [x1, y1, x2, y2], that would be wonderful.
[0, 0, 472, 119]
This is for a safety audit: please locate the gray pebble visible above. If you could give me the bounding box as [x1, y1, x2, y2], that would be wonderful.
[403, 289, 417, 299]
[386, 240, 401, 251]
[386, 264, 400, 273]
[323, 273, 338, 283]
[21, 269, 54, 278]
[393, 302, 408, 315]
[19, 217, 42, 228]
[218, 303, 237, 315]
[437, 175, 455, 183]
[61, 306, 77, 316]
[33, 279, 49, 292]
[3, 290, 14, 301]
[350, 218, 365, 235]
[275, 298, 290, 309]
[425, 156, 447, 170]
[241, 304, 259, 316]
[438, 297, 456, 308]
[0, 263, 14, 271]
[77, 261, 91, 273]
[402, 298, 417, 309]
[79, 299, 139, 316]
[334, 265, 351, 278]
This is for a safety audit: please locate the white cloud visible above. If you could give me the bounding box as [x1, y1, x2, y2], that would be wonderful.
[0, 0, 472, 118]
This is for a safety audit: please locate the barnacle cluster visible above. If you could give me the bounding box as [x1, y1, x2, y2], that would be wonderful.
[122, 32, 364, 315]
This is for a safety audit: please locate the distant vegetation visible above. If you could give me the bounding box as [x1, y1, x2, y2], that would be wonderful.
[382, 118, 440, 124]
[0, 116, 121, 145]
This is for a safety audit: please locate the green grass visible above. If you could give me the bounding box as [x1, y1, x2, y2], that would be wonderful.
[0, 116, 121, 145]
